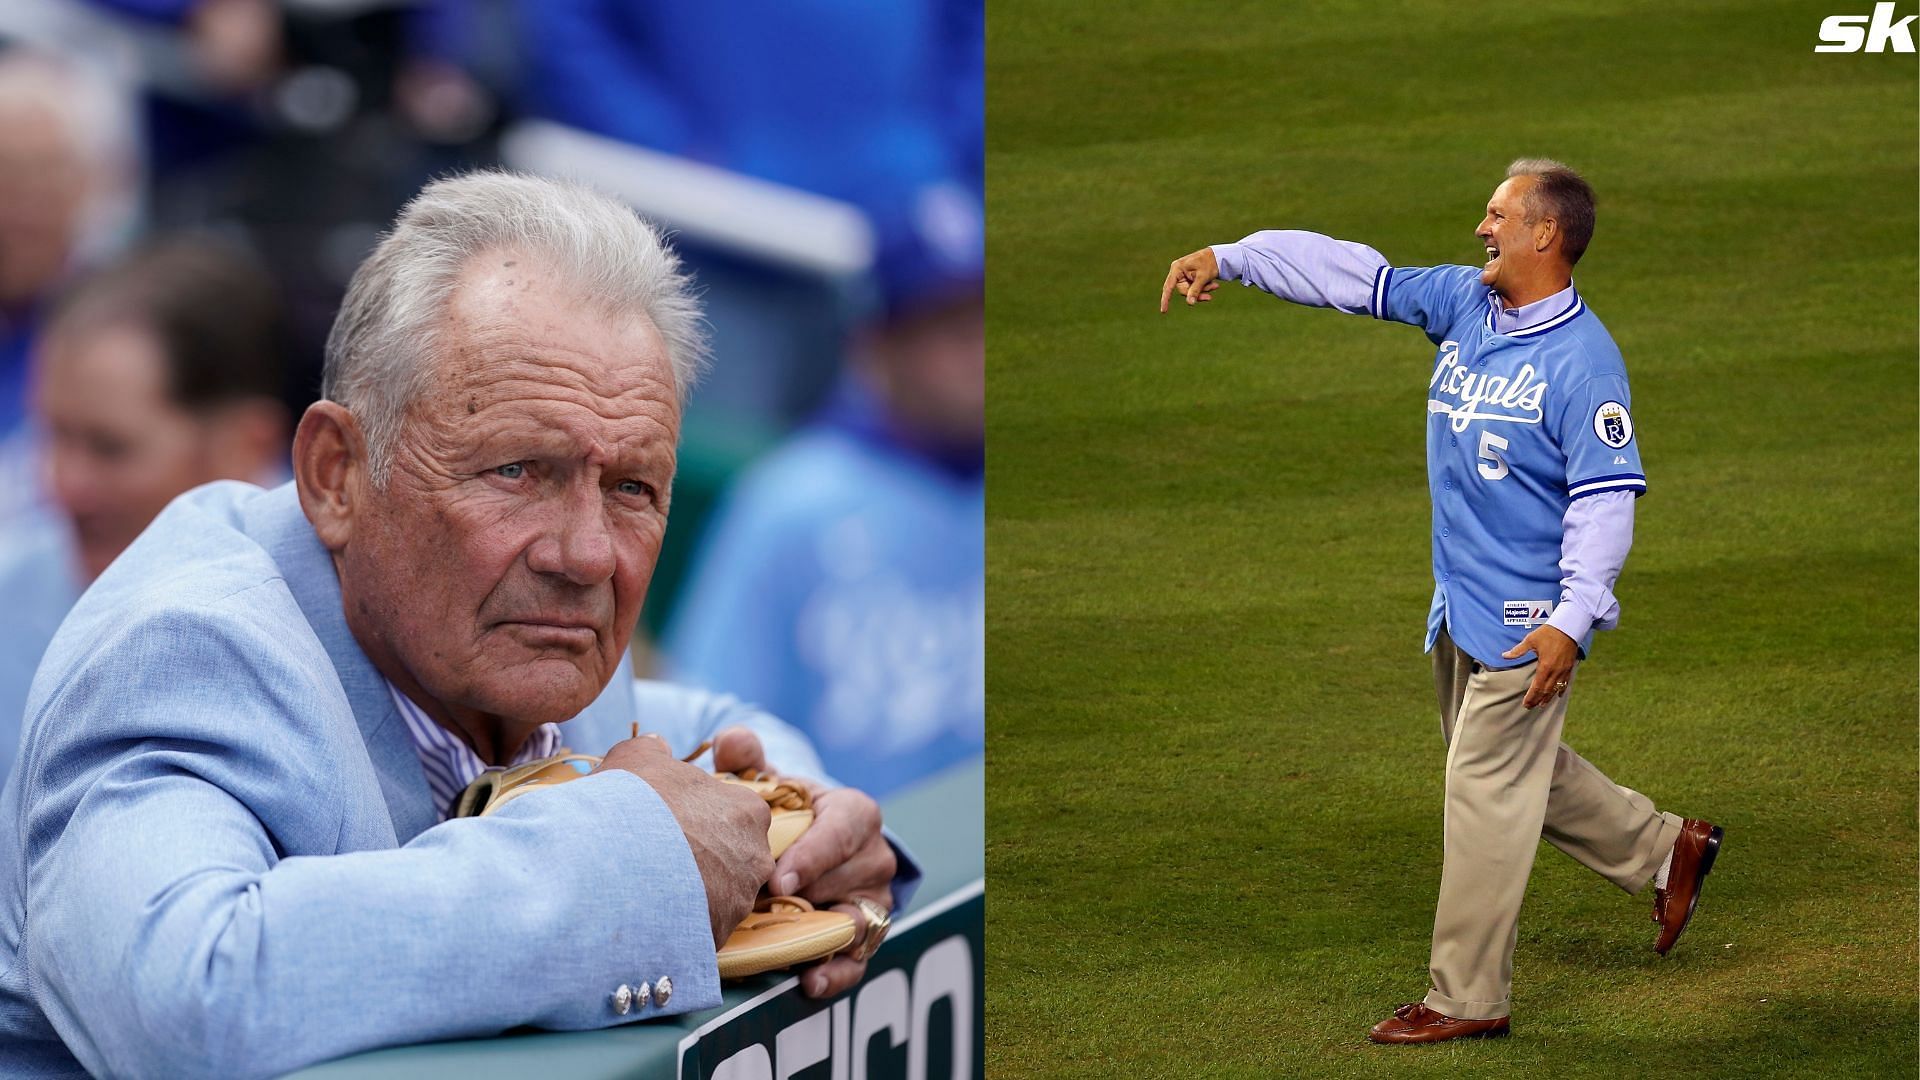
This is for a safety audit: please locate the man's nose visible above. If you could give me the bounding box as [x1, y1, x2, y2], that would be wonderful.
[528, 484, 617, 585]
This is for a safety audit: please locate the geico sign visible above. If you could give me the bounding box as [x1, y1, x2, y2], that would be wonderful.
[711, 936, 974, 1080]
[1816, 2, 1917, 51]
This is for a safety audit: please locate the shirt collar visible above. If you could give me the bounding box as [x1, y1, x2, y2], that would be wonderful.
[1486, 282, 1583, 337]
[385, 681, 565, 822]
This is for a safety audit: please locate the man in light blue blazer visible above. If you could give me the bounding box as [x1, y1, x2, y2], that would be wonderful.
[0, 171, 916, 1078]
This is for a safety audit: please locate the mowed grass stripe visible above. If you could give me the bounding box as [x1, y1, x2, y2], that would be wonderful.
[987, 0, 1916, 1074]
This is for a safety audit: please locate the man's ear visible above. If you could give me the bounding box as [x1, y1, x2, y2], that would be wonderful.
[293, 401, 365, 552]
[1534, 217, 1559, 255]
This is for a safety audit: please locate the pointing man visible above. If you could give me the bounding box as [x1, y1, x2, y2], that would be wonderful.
[1161, 159, 1721, 1044]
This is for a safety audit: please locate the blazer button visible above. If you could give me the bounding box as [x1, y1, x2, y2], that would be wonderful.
[655, 976, 673, 1006]
[611, 984, 633, 1016]
[635, 981, 652, 1009]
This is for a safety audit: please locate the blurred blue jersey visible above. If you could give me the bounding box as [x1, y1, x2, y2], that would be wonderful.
[0, 519, 82, 780]
[519, 0, 982, 215]
[665, 384, 983, 798]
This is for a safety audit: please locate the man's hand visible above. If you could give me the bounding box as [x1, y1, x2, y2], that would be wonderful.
[771, 779, 896, 998]
[1160, 248, 1223, 312]
[1502, 625, 1579, 709]
[595, 735, 773, 947]
[708, 725, 770, 777]
[689, 725, 899, 997]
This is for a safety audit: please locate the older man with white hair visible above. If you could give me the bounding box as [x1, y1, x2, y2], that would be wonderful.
[0, 171, 913, 1078]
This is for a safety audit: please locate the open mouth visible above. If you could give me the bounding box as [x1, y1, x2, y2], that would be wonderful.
[1484, 244, 1500, 267]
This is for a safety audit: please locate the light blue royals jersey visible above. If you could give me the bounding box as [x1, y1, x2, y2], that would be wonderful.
[1368, 265, 1645, 669]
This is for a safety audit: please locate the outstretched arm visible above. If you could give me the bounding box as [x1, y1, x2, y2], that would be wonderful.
[1160, 230, 1388, 313]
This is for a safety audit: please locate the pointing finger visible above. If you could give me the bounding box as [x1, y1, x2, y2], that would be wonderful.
[1160, 262, 1183, 313]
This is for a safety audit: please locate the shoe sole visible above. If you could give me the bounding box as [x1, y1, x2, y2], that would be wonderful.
[1370, 1025, 1511, 1045]
[1658, 826, 1723, 955]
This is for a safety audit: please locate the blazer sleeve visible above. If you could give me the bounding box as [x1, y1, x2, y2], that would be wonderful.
[20, 586, 719, 1080]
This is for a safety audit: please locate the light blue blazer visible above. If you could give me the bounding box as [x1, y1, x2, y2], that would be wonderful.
[0, 482, 885, 1078]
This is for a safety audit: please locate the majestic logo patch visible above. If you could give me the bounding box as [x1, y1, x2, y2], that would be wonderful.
[1504, 600, 1555, 627]
[1593, 401, 1633, 448]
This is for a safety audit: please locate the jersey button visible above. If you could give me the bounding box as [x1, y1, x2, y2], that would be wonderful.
[1444, 480, 1452, 490]
[1441, 528, 1450, 538]
[1442, 572, 1451, 582]
[1450, 436, 1458, 447]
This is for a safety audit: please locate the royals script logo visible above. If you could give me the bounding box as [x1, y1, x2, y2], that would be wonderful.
[1428, 340, 1549, 433]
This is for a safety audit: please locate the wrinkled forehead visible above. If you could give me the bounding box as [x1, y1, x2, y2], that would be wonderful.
[426, 250, 681, 413]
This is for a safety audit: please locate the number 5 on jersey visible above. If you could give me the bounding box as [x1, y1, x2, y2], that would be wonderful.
[1477, 430, 1510, 481]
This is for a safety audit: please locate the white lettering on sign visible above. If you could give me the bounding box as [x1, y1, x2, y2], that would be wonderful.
[852, 970, 909, 1080]
[775, 1008, 830, 1080]
[706, 934, 974, 1080]
[909, 938, 973, 1080]
[712, 1045, 772, 1080]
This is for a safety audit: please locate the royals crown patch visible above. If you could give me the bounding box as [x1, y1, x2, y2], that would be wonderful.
[1593, 401, 1633, 448]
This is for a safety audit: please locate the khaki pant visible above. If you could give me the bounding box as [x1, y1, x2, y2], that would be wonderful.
[1423, 629, 1684, 1020]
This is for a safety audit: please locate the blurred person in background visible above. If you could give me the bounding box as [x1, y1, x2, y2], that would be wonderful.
[0, 47, 142, 526]
[516, 0, 982, 428]
[666, 207, 984, 799]
[9, 0, 520, 441]
[506, 0, 983, 658]
[0, 237, 288, 773]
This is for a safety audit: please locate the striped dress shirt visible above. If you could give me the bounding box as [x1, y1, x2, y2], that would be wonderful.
[386, 682, 565, 821]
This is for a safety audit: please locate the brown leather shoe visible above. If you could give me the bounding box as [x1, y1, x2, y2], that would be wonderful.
[1367, 1002, 1510, 1044]
[1653, 818, 1723, 955]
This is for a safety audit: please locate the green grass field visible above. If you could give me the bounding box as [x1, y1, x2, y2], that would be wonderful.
[985, 1, 1918, 1075]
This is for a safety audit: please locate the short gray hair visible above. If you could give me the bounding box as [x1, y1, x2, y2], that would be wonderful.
[322, 170, 708, 485]
[1505, 158, 1597, 266]
[0, 49, 142, 272]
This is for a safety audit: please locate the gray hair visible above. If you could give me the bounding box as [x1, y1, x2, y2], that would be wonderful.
[0, 48, 142, 271]
[322, 170, 708, 485]
[1505, 158, 1597, 266]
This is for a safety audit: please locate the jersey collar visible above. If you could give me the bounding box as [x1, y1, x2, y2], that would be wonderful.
[1485, 282, 1583, 338]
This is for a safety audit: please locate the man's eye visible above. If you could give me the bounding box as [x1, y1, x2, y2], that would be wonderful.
[616, 479, 651, 498]
[495, 463, 526, 479]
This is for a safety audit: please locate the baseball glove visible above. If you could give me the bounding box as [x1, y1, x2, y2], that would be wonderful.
[451, 738, 855, 980]
[717, 896, 858, 980]
[693, 743, 815, 858]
